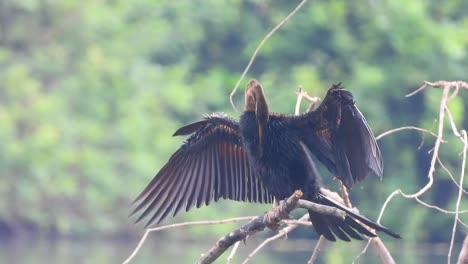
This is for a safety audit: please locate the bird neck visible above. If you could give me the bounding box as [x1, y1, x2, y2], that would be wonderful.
[240, 112, 264, 155]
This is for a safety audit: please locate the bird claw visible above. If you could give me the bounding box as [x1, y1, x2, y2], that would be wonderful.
[264, 199, 291, 231]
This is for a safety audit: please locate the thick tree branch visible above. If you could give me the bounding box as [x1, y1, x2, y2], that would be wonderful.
[197, 190, 345, 264]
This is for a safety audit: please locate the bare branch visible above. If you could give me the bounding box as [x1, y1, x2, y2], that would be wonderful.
[229, 0, 309, 112]
[296, 199, 346, 218]
[197, 190, 345, 264]
[438, 157, 468, 195]
[295, 86, 305, 115]
[457, 234, 468, 264]
[308, 236, 326, 264]
[226, 241, 241, 264]
[371, 237, 396, 264]
[242, 214, 310, 264]
[389, 85, 449, 200]
[354, 241, 372, 264]
[376, 126, 442, 141]
[123, 216, 256, 264]
[448, 130, 467, 264]
[369, 81, 467, 263]
[424, 80, 468, 90]
[414, 197, 468, 214]
[406, 81, 468, 97]
[337, 181, 395, 264]
[405, 82, 428, 97]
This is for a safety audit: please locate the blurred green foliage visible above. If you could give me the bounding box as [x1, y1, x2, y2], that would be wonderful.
[0, 0, 467, 253]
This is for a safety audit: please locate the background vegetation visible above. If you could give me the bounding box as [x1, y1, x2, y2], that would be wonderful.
[0, 0, 467, 263]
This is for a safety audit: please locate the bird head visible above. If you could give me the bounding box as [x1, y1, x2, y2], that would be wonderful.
[245, 79, 269, 144]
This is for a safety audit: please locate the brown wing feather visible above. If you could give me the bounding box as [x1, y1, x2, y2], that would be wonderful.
[131, 113, 273, 227]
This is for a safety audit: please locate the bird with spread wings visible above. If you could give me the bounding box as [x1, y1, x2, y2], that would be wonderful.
[130, 79, 400, 242]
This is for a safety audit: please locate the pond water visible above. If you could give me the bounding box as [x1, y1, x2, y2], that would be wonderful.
[0, 235, 459, 264]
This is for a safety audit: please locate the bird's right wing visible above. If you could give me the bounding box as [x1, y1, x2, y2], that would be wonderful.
[130, 113, 273, 227]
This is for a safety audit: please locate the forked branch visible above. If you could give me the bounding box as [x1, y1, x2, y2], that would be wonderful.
[197, 190, 346, 264]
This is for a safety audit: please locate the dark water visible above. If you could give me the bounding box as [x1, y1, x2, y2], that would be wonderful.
[0, 236, 459, 264]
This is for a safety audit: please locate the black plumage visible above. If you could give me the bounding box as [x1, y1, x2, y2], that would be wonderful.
[131, 79, 400, 241]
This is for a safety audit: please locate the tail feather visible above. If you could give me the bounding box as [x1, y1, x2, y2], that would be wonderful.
[337, 219, 363, 240]
[326, 217, 351, 242]
[308, 192, 401, 241]
[308, 210, 336, 241]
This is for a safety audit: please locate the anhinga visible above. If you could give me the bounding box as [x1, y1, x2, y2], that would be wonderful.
[131, 79, 400, 241]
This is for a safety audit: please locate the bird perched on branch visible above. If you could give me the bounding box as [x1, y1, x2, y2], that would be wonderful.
[130, 79, 400, 241]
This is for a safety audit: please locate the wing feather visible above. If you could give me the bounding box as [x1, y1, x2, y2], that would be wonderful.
[295, 84, 383, 189]
[172, 156, 197, 216]
[131, 114, 273, 226]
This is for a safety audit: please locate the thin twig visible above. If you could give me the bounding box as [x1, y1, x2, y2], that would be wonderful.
[406, 81, 468, 97]
[372, 237, 396, 264]
[457, 234, 468, 264]
[438, 157, 468, 195]
[403, 86, 448, 197]
[355, 83, 452, 262]
[122, 216, 256, 264]
[448, 130, 467, 264]
[229, 0, 308, 112]
[353, 241, 372, 264]
[447, 83, 459, 103]
[308, 236, 326, 264]
[414, 197, 468, 214]
[242, 214, 310, 264]
[445, 106, 468, 145]
[458, 220, 468, 230]
[375, 126, 442, 141]
[226, 241, 241, 264]
[405, 83, 428, 97]
[338, 180, 395, 264]
[359, 81, 467, 263]
[424, 80, 468, 90]
[295, 86, 305, 115]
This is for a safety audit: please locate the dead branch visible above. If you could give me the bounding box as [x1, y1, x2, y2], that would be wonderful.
[376, 126, 442, 141]
[197, 190, 345, 264]
[458, 234, 468, 264]
[123, 216, 257, 264]
[229, 0, 309, 112]
[356, 81, 468, 263]
[226, 241, 241, 264]
[438, 158, 468, 195]
[308, 236, 325, 264]
[405, 80, 468, 97]
[449, 130, 467, 264]
[337, 182, 396, 264]
[371, 237, 396, 264]
[242, 214, 310, 264]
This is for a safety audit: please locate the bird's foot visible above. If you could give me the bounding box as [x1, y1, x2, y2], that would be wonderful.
[264, 198, 292, 231]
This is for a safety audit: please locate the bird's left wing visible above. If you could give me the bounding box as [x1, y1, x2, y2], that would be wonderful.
[130, 113, 273, 227]
[293, 84, 383, 189]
